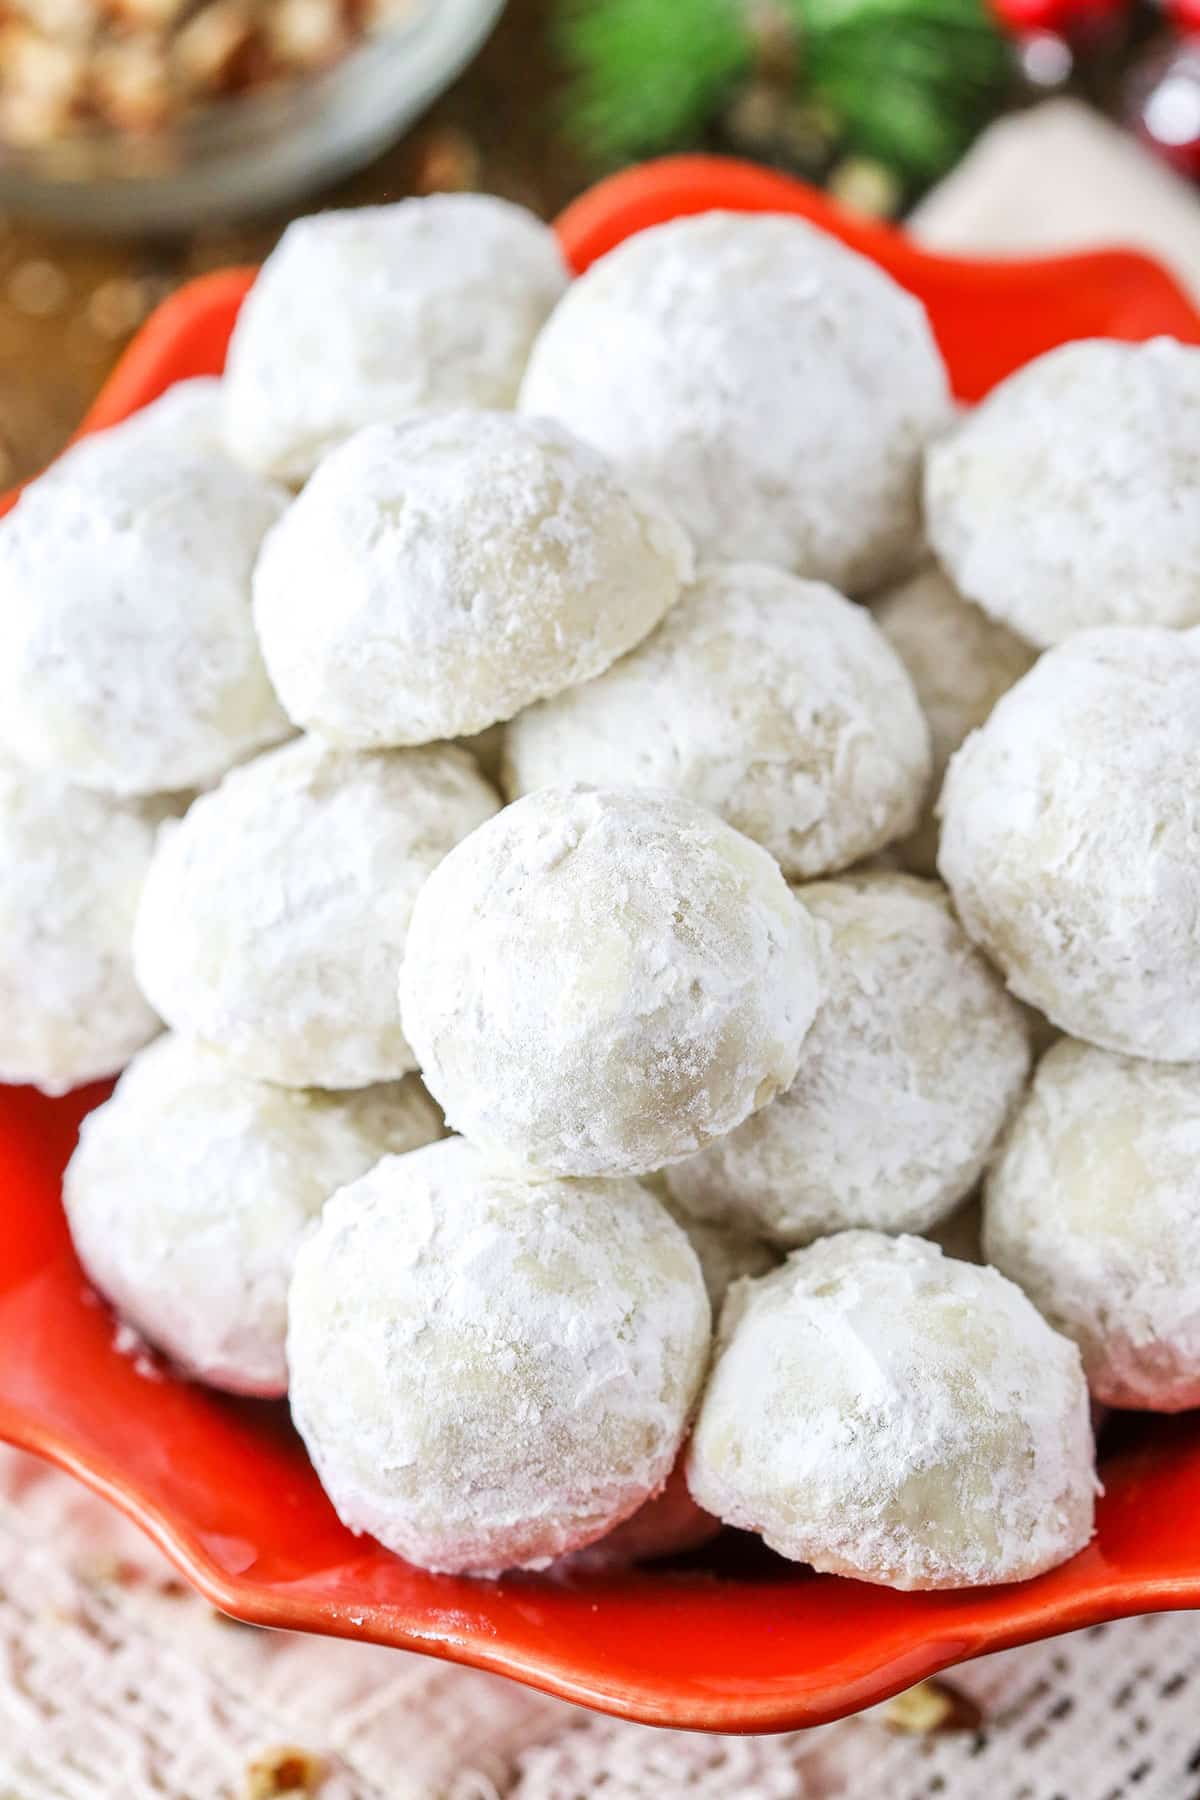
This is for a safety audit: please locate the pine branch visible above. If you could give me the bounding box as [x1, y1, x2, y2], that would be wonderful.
[782, 0, 1009, 178]
[554, 0, 1011, 186]
[555, 0, 753, 163]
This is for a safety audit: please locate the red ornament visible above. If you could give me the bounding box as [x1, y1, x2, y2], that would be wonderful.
[1166, 0, 1200, 34]
[990, 0, 1125, 38]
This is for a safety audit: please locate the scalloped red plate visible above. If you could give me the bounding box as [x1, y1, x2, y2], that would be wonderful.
[3, 157, 1200, 1734]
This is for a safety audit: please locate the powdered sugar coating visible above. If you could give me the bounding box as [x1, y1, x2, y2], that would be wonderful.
[665, 874, 1031, 1246]
[939, 627, 1200, 1061]
[986, 1038, 1200, 1411]
[520, 212, 950, 592]
[0, 759, 162, 1093]
[400, 786, 823, 1176]
[253, 414, 692, 747]
[134, 736, 499, 1089]
[874, 565, 1035, 873]
[925, 338, 1200, 646]
[224, 195, 568, 483]
[505, 564, 931, 879]
[0, 438, 289, 795]
[687, 1231, 1095, 1589]
[64, 1035, 442, 1397]
[50, 379, 227, 481]
[286, 1137, 711, 1574]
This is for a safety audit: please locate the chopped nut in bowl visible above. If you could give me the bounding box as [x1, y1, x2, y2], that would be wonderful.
[0, 0, 505, 229]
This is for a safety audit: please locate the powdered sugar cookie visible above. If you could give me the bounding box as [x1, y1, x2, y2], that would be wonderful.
[253, 414, 692, 746]
[51, 379, 227, 479]
[65, 1035, 442, 1396]
[399, 785, 823, 1176]
[925, 338, 1200, 645]
[0, 437, 288, 794]
[520, 212, 950, 591]
[287, 1137, 710, 1574]
[688, 1231, 1095, 1589]
[939, 627, 1200, 1061]
[0, 759, 162, 1093]
[666, 874, 1031, 1246]
[506, 563, 931, 879]
[225, 195, 568, 482]
[986, 1038, 1200, 1411]
[135, 736, 499, 1089]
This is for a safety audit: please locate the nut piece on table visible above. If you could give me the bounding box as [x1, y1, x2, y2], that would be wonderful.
[883, 1678, 983, 1734]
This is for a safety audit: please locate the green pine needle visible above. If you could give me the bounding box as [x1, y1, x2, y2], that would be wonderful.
[555, 0, 1010, 186]
[780, 0, 1009, 180]
[555, 0, 753, 164]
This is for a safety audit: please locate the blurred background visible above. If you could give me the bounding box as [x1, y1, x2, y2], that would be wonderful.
[2, 0, 1200, 485]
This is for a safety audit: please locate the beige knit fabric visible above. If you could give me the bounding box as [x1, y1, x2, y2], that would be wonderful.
[2, 1444, 1199, 1799]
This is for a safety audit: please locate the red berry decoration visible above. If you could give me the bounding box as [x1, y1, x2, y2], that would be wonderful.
[991, 0, 1125, 32]
[1166, 0, 1200, 34]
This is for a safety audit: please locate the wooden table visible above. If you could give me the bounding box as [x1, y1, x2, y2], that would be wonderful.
[0, 0, 583, 486]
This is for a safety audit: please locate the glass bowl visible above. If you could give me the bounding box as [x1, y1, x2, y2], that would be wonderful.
[0, 0, 506, 232]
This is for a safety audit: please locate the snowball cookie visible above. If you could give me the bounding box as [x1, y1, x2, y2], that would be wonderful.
[287, 1137, 711, 1574]
[400, 785, 823, 1177]
[875, 565, 1035, 874]
[224, 195, 568, 483]
[986, 1039, 1200, 1411]
[51, 379, 228, 483]
[506, 564, 931, 879]
[135, 736, 499, 1089]
[939, 627, 1200, 1062]
[925, 338, 1200, 646]
[253, 413, 692, 747]
[0, 761, 162, 1093]
[688, 1232, 1095, 1589]
[519, 212, 950, 592]
[64, 1036, 441, 1397]
[0, 439, 288, 795]
[665, 874, 1031, 1247]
